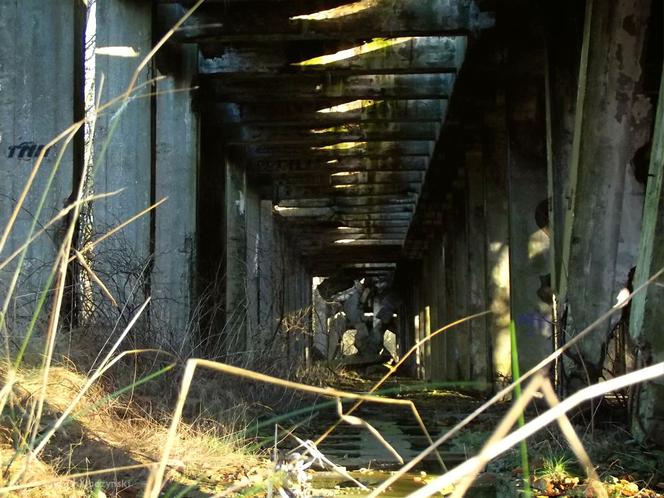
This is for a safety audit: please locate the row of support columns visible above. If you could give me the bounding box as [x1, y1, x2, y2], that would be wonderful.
[398, 0, 663, 444]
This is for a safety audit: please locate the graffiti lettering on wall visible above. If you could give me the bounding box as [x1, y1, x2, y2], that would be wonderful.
[7, 142, 51, 161]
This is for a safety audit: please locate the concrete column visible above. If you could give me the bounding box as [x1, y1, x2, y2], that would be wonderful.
[629, 68, 664, 446]
[430, 235, 446, 381]
[0, 0, 75, 324]
[466, 150, 489, 382]
[442, 231, 459, 380]
[92, 0, 152, 316]
[562, 0, 652, 383]
[453, 198, 470, 380]
[505, 40, 553, 372]
[225, 157, 247, 352]
[483, 95, 512, 386]
[259, 200, 276, 348]
[152, 43, 199, 345]
[245, 186, 260, 355]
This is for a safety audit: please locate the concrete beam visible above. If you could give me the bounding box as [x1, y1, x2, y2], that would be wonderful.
[222, 122, 441, 145]
[211, 100, 447, 126]
[199, 37, 465, 75]
[248, 156, 428, 173]
[160, 1, 492, 42]
[276, 182, 422, 199]
[244, 140, 435, 159]
[202, 73, 455, 102]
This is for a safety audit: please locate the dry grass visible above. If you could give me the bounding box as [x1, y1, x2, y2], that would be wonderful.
[0, 343, 262, 497]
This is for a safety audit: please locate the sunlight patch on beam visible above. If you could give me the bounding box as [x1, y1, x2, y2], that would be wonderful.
[317, 99, 380, 114]
[313, 142, 366, 151]
[95, 46, 139, 57]
[330, 171, 355, 177]
[290, 0, 379, 21]
[335, 238, 358, 244]
[310, 125, 352, 134]
[294, 38, 412, 66]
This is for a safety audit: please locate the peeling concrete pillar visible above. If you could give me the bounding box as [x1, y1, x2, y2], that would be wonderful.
[0, 0, 75, 326]
[466, 150, 489, 382]
[92, 0, 152, 318]
[629, 67, 664, 446]
[152, 43, 199, 345]
[453, 198, 470, 380]
[245, 186, 260, 354]
[258, 200, 275, 347]
[483, 94, 512, 386]
[506, 39, 553, 372]
[225, 157, 247, 352]
[562, 0, 652, 384]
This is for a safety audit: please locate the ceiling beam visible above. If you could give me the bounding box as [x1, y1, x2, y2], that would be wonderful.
[221, 122, 440, 144]
[201, 73, 455, 102]
[208, 100, 447, 125]
[157, 1, 493, 42]
[247, 156, 428, 173]
[198, 37, 465, 75]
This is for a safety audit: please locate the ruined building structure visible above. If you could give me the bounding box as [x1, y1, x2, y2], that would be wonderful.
[0, 0, 662, 443]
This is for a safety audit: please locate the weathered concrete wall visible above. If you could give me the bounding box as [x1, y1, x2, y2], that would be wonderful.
[91, 0, 152, 319]
[629, 67, 664, 446]
[0, 0, 75, 326]
[562, 0, 652, 383]
[152, 42, 199, 346]
[506, 37, 553, 372]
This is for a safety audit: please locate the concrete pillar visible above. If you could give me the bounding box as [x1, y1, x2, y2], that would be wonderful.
[0, 0, 75, 324]
[430, 235, 446, 381]
[453, 198, 470, 380]
[466, 150, 489, 382]
[152, 43, 199, 345]
[483, 95, 512, 386]
[259, 200, 276, 347]
[442, 231, 459, 380]
[629, 68, 664, 446]
[92, 0, 152, 316]
[245, 186, 260, 355]
[225, 157, 247, 352]
[505, 40, 553, 372]
[562, 0, 652, 383]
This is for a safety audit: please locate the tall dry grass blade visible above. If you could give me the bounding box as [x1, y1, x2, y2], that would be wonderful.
[406, 362, 664, 498]
[124, 0, 206, 97]
[0, 463, 157, 494]
[73, 249, 118, 308]
[31, 299, 151, 457]
[145, 358, 443, 498]
[336, 398, 403, 464]
[371, 266, 664, 494]
[539, 380, 607, 498]
[72, 197, 167, 261]
[0, 190, 123, 272]
[314, 310, 491, 469]
[447, 375, 546, 498]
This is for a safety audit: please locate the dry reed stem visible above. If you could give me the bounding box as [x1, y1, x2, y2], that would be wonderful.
[406, 362, 664, 498]
[0, 190, 123, 273]
[0, 463, 157, 494]
[32, 299, 152, 457]
[73, 249, 118, 308]
[538, 381, 607, 498]
[448, 374, 546, 498]
[313, 310, 491, 469]
[371, 266, 664, 495]
[335, 398, 403, 464]
[145, 358, 446, 498]
[70, 197, 168, 262]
